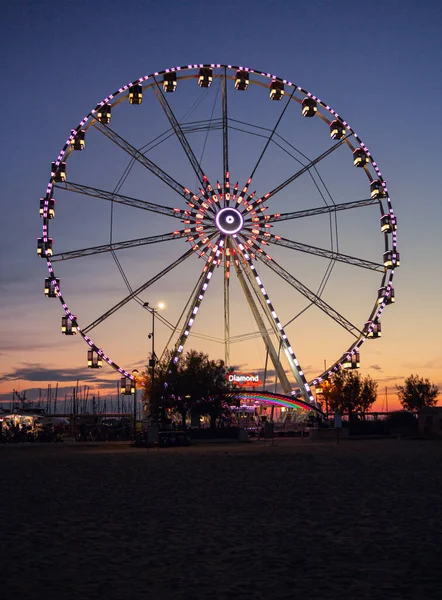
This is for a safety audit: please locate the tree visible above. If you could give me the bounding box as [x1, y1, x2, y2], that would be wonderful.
[321, 370, 359, 417]
[138, 349, 183, 425]
[357, 375, 378, 418]
[191, 358, 234, 430]
[320, 370, 377, 418]
[397, 375, 439, 411]
[141, 349, 234, 428]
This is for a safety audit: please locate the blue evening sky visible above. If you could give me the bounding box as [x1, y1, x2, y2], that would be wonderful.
[1, 0, 441, 409]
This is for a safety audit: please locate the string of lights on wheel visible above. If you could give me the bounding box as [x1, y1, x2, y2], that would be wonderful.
[38, 64, 399, 405]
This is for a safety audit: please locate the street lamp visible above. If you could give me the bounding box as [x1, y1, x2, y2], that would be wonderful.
[143, 302, 165, 424]
[131, 369, 139, 439]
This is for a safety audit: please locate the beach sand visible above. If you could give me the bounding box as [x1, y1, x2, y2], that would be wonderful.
[1, 438, 442, 599]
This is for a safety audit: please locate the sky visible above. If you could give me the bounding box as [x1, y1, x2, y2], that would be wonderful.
[1, 0, 441, 412]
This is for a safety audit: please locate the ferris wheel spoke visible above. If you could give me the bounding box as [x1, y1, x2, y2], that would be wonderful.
[168, 235, 226, 370]
[249, 87, 296, 181]
[92, 119, 197, 203]
[232, 251, 292, 394]
[233, 90, 295, 209]
[57, 181, 188, 219]
[160, 268, 215, 361]
[161, 231, 224, 354]
[222, 69, 229, 204]
[221, 67, 232, 207]
[233, 239, 316, 406]
[51, 229, 214, 262]
[244, 134, 351, 212]
[82, 247, 196, 334]
[152, 76, 213, 195]
[223, 238, 231, 366]
[249, 247, 361, 338]
[265, 198, 378, 223]
[245, 232, 384, 272]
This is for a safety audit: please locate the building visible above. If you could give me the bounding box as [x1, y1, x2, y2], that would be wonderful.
[418, 407, 442, 437]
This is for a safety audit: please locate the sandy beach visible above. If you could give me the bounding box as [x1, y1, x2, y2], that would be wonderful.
[1, 438, 442, 599]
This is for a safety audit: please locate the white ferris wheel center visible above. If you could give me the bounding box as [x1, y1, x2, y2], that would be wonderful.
[215, 207, 244, 235]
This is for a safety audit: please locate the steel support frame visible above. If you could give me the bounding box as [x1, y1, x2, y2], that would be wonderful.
[233, 240, 316, 406]
[247, 134, 351, 212]
[92, 120, 195, 202]
[168, 236, 225, 370]
[236, 249, 287, 343]
[160, 268, 208, 362]
[223, 238, 231, 367]
[267, 198, 378, 223]
[222, 67, 229, 204]
[233, 257, 292, 394]
[57, 181, 191, 220]
[51, 228, 215, 262]
[262, 234, 384, 272]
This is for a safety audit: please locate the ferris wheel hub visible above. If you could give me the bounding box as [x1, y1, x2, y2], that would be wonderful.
[215, 206, 244, 235]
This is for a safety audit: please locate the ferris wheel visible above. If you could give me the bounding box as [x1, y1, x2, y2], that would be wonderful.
[38, 63, 399, 407]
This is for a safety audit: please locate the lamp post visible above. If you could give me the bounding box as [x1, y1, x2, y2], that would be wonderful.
[143, 302, 165, 424]
[131, 369, 139, 440]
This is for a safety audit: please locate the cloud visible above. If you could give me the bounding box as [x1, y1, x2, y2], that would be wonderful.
[0, 340, 57, 353]
[0, 363, 117, 385]
[401, 358, 442, 371]
[375, 375, 403, 384]
[260, 368, 278, 379]
[132, 358, 149, 370]
[369, 364, 383, 371]
[0, 369, 129, 405]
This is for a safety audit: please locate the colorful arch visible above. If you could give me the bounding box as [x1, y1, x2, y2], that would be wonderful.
[225, 391, 324, 416]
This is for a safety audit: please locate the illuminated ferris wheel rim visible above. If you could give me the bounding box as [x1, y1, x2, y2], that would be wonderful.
[40, 63, 398, 397]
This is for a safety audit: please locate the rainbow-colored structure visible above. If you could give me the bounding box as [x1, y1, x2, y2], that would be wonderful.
[225, 390, 324, 416]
